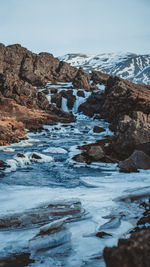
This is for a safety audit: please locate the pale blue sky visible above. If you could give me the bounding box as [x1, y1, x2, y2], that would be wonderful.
[0, 0, 150, 56]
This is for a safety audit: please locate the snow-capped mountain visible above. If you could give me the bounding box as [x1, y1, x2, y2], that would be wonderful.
[60, 53, 150, 85]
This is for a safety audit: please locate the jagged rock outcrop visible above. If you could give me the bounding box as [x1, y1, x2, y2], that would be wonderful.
[103, 229, 150, 267]
[0, 43, 79, 145]
[101, 76, 150, 124]
[118, 150, 150, 172]
[111, 111, 150, 159]
[55, 61, 77, 82]
[78, 91, 103, 116]
[91, 70, 110, 85]
[51, 90, 76, 109]
[73, 67, 91, 90]
[0, 43, 77, 87]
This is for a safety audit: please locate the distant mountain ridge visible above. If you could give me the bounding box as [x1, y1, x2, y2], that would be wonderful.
[60, 53, 150, 85]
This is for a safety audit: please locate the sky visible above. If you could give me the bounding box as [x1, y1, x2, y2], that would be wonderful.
[0, 0, 150, 56]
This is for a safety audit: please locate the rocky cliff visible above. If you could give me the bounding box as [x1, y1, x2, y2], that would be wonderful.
[0, 43, 79, 144]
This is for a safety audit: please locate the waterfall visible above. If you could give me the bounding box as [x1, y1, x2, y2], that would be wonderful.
[61, 97, 69, 113]
[72, 90, 91, 114]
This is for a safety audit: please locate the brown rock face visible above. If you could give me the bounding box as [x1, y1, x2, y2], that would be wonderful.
[0, 43, 78, 145]
[87, 145, 104, 161]
[55, 61, 77, 82]
[91, 70, 110, 85]
[0, 43, 79, 110]
[118, 150, 150, 172]
[0, 116, 26, 146]
[103, 229, 150, 267]
[78, 91, 103, 116]
[101, 76, 150, 124]
[0, 43, 77, 87]
[111, 111, 150, 159]
[73, 67, 91, 90]
[51, 90, 76, 109]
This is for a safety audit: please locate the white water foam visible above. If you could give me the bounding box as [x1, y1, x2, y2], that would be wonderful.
[43, 147, 67, 154]
[4, 152, 53, 173]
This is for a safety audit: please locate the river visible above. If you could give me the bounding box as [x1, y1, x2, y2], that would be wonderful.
[0, 83, 150, 267]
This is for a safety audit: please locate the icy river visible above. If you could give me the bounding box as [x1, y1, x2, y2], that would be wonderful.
[0, 83, 150, 267]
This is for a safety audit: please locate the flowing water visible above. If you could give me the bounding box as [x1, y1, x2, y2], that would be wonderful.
[0, 83, 150, 267]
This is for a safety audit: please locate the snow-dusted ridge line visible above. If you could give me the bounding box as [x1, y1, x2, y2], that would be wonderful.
[59, 52, 150, 85]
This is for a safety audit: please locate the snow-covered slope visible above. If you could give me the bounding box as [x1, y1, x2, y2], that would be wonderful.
[59, 53, 150, 84]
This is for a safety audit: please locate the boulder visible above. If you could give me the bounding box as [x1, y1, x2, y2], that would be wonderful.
[73, 154, 85, 163]
[0, 160, 9, 170]
[77, 90, 85, 97]
[93, 126, 105, 133]
[103, 229, 150, 267]
[111, 111, 150, 158]
[51, 90, 76, 110]
[118, 150, 150, 172]
[17, 153, 25, 158]
[78, 91, 103, 117]
[31, 153, 42, 160]
[100, 76, 150, 124]
[87, 145, 104, 161]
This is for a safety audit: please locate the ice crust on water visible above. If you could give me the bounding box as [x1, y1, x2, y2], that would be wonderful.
[29, 228, 71, 251]
[29, 218, 71, 251]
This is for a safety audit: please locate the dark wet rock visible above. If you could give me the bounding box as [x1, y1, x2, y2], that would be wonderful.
[96, 232, 112, 238]
[60, 90, 76, 109]
[77, 90, 85, 97]
[31, 153, 42, 160]
[17, 153, 25, 158]
[0, 160, 10, 170]
[73, 154, 86, 163]
[119, 159, 139, 173]
[93, 126, 105, 133]
[51, 90, 76, 110]
[136, 142, 150, 157]
[47, 104, 75, 122]
[50, 87, 58, 94]
[87, 145, 104, 161]
[74, 138, 119, 164]
[118, 150, 150, 172]
[0, 253, 34, 267]
[103, 229, 150, 267]
[78, 91, 103, 117]
[51, 93, 61, 107]
[111, 112, 150, 159]
[137, 211, 150, 226]
[42, 88, 49, 94]
[73, 67, 91, 90]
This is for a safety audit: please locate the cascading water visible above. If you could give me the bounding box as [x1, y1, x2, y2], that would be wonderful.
[0, 82, 150, 267]
[61, 97, 70, 113]
[72, 90, 91, 114]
